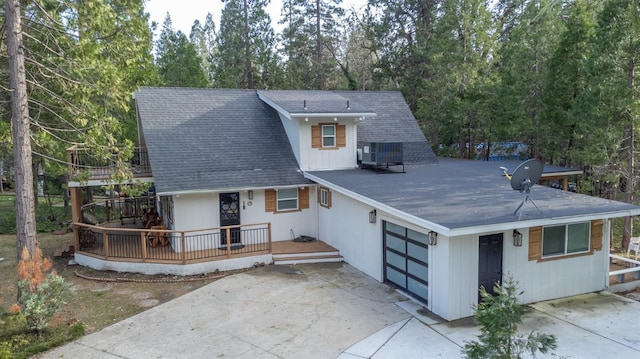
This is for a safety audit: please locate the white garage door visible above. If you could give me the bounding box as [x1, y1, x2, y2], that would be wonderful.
[383, 221, 429, 303]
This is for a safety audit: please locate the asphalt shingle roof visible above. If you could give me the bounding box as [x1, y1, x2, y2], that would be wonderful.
[308, 158, 640, 232]
[135, 88, 309, 194]
[257, 90, 372, 114]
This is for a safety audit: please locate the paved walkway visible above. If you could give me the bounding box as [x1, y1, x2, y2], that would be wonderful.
[39, 263, 640, 358]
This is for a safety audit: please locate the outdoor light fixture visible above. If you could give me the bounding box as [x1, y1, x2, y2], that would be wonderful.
[248, 190, 253, 200]
[369, 209, 377, 224]
[428, 231, 438, 246]
[513, 229, 523, 247]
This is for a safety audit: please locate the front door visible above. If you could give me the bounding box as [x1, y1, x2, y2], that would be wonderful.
[219, 192, 241, 249]
[478, 233, 503, 301]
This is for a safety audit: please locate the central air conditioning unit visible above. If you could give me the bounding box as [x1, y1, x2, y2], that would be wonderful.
[360, 142, 405, 172]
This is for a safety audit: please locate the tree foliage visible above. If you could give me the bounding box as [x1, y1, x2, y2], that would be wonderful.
[463, 277, 557, 359]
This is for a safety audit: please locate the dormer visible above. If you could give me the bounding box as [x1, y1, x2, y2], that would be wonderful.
[258, 91, 376, 171]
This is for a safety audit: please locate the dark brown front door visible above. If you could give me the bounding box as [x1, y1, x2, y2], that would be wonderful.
[219, 192, 241, 249]
[478, 233, 503, 301]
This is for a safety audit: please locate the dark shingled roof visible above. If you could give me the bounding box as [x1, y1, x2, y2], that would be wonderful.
[135, 88, 309, 194]
[257, 90, 372, 114]
[308, 158, 640, 232]
[334, 91, 438, 164]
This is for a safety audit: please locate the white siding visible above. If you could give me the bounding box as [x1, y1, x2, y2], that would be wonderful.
[278, 113, 302, 165]
[172, 190, 317, 245]
[318, 191, 383, 280]
[299, 119, 358, 171]
[504, 224, 609, 305]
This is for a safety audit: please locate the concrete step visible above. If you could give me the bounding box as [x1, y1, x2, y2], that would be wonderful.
[272, 250, 340, 259]
[273, 254, 344, 265]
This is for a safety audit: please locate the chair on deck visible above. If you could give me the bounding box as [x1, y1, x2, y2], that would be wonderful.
[146, 224, 168, 247]
[628, 237, 640, 260]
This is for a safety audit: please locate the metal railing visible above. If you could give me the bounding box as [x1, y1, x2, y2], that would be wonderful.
[81, 196, 153, 225]
[67, 145, 152, 180]
[74, 222, 272, 264]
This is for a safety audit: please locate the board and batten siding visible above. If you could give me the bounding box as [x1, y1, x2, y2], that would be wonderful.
[317, 190, 383, 281]
[277, 113, 302, 165]
[504, 219, 609, 305]
[298, 120, 358, 171]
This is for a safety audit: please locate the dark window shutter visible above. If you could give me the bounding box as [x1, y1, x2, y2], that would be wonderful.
[299, 187, 309, 209]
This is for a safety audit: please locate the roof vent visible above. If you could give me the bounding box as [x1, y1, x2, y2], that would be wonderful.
[360, 142, 405, 173]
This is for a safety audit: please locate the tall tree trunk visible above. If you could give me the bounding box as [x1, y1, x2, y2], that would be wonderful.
[623, 56, 636, 249]
[6, 0, 37, 261]
[315, 0, 324, 90]
[242, 0, 254, 89]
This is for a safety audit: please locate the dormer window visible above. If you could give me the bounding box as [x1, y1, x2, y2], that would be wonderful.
[312, 123, 346, 149]
[322, 125, 336, 147]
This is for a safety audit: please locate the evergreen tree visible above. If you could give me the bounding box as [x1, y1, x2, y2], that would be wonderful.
[155, 14, 209, 88]
[213, 0, 278, 89]
[279, 0, 345, 89]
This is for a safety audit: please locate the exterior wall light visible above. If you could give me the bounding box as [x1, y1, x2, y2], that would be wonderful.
[513, 229, 523, 247]
[428, 231, 438, 246]
[369, 209, 376, 223]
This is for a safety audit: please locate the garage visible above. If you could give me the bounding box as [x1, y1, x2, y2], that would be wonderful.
[383, 221, 429, 303]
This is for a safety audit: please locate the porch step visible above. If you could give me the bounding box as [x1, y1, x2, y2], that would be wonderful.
[273, 254, 344, 265]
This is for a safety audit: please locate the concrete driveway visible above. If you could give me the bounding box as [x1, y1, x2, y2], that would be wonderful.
[40, 263, 640, 358]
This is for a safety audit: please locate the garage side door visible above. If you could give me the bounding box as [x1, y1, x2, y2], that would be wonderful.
[383, 221, 429, 303]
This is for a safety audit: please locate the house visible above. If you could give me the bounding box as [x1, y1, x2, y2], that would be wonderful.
[67, 88, 640, 321]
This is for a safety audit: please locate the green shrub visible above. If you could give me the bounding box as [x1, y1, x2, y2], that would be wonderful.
[463, 276, 557, 359]
[17, 274, 70, 333]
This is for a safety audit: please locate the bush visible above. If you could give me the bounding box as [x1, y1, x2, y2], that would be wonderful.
[463, 276, 557, 359]
[17, 274, 69, 332]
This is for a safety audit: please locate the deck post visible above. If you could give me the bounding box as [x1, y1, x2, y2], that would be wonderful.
[141, 231, 147, 261]
[103, 229, 109, 260]
[181, 232, 186, 264]
[226, 227, 231, 258]
[268, 223, 272, 253]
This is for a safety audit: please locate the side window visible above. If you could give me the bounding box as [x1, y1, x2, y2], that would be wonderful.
[277, 188, 298, 211]
[318, 187, 332, 208]
[312, 124, 346, 149]
[541, 222, 590, 258]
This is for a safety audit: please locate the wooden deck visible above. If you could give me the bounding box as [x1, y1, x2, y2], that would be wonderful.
[272, 239, 338, 255]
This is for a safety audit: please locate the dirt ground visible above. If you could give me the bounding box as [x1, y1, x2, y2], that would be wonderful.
[0, 232, 226, 334]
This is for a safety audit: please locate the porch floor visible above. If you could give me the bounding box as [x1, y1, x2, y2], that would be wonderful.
[272, 240, 338, 255]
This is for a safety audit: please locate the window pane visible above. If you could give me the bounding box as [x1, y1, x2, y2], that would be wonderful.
[386, 267, 405, 287]
[323, 137, 335, 146]
[407, 278, 428, 300]
[386, 234, 406, 254]
[407, 242, 428, 262]
[386, 250, 406, 271]
[543, 226, 565, 256]
[407, 229, 429, 246]
[386, 222, 405, 236]
[322, 125, 335, 135]
[320, 189, 328, 206]
[277, 188, 298, 210]
[567, 222, 590, 253]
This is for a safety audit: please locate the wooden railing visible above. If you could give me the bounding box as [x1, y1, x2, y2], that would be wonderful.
[609, 254, 640, 292]
[67, 145, 152, 180]
[74, 222, 272, 264]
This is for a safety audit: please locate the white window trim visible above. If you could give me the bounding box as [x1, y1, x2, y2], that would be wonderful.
[541, 222, 591, 258]
[320, 187, 329, 207]
[277, 188, 299, 211]
[321, 124, 336, 148]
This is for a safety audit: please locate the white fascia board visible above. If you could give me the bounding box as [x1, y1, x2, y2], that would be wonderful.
[257, 93, 292, 119]
[290, 112, 377, 119]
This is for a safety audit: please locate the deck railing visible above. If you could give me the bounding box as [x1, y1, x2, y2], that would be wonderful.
[67, 145, 152, 180]
[609, 254, 640, 292]
[74, 222, 272, 264]
[81, 196, 154, 226]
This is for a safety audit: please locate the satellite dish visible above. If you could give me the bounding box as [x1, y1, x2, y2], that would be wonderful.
[510, 159, 543, 192]
[502, 159, 544, 219]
